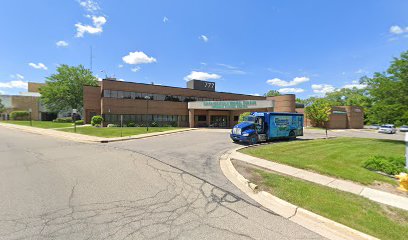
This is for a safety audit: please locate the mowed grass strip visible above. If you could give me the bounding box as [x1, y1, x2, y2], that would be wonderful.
[240, 137, 405, 185]
[249, 168, 408, 240]
[58, 126, 182, 138]
[1, 120, 74, 129]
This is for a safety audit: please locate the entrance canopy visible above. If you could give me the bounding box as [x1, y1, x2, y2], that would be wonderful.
[188, 100, 274, 110]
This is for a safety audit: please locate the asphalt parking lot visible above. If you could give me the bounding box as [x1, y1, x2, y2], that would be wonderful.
[0, 127, 323, 240]
[302, 128, 406, 141]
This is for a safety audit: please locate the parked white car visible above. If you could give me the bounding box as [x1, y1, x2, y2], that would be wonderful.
[378, 124, 397, 134]
[399, 125, 408, 132]
[367, 124, 381, 130]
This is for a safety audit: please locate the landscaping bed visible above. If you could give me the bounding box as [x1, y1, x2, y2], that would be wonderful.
[58, 126, 182, 138]
[240, 137, 405, 186]
[233, 160, 408, 240]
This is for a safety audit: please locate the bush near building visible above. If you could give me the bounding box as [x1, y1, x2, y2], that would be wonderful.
[363, 156, 407, 175]
[53, 117, 73, 123]
[91, 115, 103, 126]
[75, 120, 84, 125]
[10, 111, 30, 120]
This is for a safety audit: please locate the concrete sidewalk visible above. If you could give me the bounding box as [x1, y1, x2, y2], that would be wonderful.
[231, 150, 408, 211]
[0, 122, 196, 143]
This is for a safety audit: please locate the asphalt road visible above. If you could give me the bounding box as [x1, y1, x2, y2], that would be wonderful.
[0, 127, 323, 240]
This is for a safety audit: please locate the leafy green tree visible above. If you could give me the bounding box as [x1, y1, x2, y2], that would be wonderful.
[0, 98, 5, 113]
[361, 51, 408, 125]
[305, 98, 332, 137]
[40, 65, 98, 113]
[324, 87, 372, 123]
[239, 112, 251, 123]
[264, 90, 281, 97]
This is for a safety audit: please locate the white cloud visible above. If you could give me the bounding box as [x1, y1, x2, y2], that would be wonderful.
[28, 62, 48, 70]
[216, 63, 246, 75]
[266, 76, 309, 87]
[278, 88, 304, 93]
[312, 84, 335, 94]
[78, 0, 100, 13]
[199, 35, 209, 42]
[122, 51, 157, 65]
[0, 80, 28, 89]
[184, 71, 221, 81]
[249, 93, 261, 96]
[0, 90, 5, 94]
[163, 16, 169, 23]
[10, 74, 24, 80]
[118, 64, 123, 68]
[56, 40, 68, 47]
[343, 80, 367, 89]
[389, 25, 407, 35]
[355, 69, 369, 75]
[131, 67, 141, 72]
[75, 15, 106, 37]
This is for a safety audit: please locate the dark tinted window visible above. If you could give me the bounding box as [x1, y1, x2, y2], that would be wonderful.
[197, 115, 206, 121]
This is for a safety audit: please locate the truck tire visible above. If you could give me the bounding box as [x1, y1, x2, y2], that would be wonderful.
[250, 135, 258, 145]
[289, 130, 296, 140]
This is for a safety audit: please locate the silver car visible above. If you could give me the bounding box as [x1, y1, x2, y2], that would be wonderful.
[399, 125, 408, 132]
[378, 124, 397, 134]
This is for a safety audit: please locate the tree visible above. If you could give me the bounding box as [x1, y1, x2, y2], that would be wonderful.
[0, 98, 5, 113]
[239, 112, 251, 123]
[361, 51, 408, 125]
[305, 98, 332, 137]
[264, 90, 281, 97]
[40, 65, 99, 113]
[324, 87, 372, 123]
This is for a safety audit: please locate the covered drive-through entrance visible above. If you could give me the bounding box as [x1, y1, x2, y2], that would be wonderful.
[187, 100, 274, 128]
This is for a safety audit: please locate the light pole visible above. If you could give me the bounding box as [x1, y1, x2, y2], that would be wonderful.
[28, 108, 32, 126]
[72, 109, 77, 133]
[120, 114, 123, 137]
[144, 95, 151, 131]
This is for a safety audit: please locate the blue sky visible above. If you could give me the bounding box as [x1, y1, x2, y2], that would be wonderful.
[1, 0, 408, 98]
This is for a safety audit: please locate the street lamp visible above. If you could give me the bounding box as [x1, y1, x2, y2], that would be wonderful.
[72, 109, 77, 133]
[144, 95, 151, 132]
[28, 108, 32, 126]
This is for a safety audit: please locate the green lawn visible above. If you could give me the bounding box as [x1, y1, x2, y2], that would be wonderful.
[247, 168, 408, 240]
[58, 126, 183, 138]
[240, 137, 405, 185]
[1, 120, 74, 129]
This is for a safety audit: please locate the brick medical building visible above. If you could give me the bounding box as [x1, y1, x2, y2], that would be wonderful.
[83, 79, 298, 128]
[83, 78, 364, 128]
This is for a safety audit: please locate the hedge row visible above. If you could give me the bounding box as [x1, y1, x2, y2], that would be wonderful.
[10, 111, 30, 120]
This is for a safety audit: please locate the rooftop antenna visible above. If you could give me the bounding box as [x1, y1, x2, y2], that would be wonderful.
[90, 46, 94, 71]
[100, 70, 108, 78]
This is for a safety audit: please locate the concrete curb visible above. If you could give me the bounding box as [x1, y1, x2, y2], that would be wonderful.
[0, 122, 197, 143]
[219, 148, 379, 240]
[98, 128, 198, 143]
[231, 147, 408, 211]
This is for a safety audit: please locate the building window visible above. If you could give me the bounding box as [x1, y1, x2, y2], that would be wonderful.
[111, 91, 118, 98]
[104, 90, 111, 98]
[123, 91, 132, 99]
[196, 115, 206, 121]
[233, 116, 239, 121]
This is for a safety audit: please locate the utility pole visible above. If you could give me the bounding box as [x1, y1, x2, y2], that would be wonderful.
[90, 46, 93, 71]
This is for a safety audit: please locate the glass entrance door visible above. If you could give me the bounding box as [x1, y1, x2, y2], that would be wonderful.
[210, 116, 229, 128]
